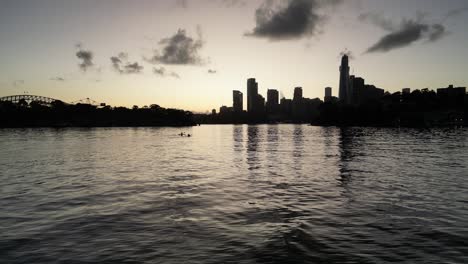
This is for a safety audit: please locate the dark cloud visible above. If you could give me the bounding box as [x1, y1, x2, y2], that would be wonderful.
[208, 69, 217, 74]
[367, 21, 428, 53]
[153, 67, 180, 79]
[111, 52, 144, 74]
[245, 0, 342, 40]
[363, 14, 448, 53]
[146, 28, 206, 65]
[428, 24, 446, 42]
[124, 63, 144, 74]
[76, 46, 94, 72]
[50, 77, 65, 82]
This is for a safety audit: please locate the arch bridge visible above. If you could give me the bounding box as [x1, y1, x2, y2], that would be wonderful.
[0, 95, 64, 106]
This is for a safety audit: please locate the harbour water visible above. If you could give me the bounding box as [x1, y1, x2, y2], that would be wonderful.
[1, 125, 467, 263]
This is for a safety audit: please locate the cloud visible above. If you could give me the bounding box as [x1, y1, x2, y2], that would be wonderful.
[444, 7, 468, 21]
[362, 14, 448, 53]
[428, 24, 446, 42]
[358, 12, 395, 31]
[111, 52, 144, 74]
[153, 67, 180, 78]
[170, 72, 181, 79]
[76, 46, 94, 72]
[146, 28, 206, 65]
[208, 69, 217, 74]
[50, 77, 65, 82]
[153, 66, 166, 76]
[245, 0, 342, 41]
[124, 63, 144, 74]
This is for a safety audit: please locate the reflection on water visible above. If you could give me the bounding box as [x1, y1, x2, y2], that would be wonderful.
[0, 125, 467, 263]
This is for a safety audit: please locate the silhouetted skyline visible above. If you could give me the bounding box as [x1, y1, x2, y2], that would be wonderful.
[1, 0, 468, 112]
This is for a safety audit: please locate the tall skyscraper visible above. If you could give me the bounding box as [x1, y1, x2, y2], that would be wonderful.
[293, 87, 303, 101]
[266, 89, 279, 114]
[293, 87, 304, 120]
[339, 55, 350, 103]
[247, 78, 258, 113]
[324, 87, 332, 102]
[233, 90, 243, 112]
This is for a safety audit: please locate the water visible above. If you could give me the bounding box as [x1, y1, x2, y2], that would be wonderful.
[0, 125, 467, 263]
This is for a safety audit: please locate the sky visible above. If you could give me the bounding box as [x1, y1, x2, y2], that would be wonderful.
[0, 0, 467, 112]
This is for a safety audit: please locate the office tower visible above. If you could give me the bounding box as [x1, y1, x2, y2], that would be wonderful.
[293, 87, 303, 101]
[293, 87, 304, 120]
[233, 90, 243, 112]
[339, 55, 350, 103]
[247, 78, 258, 113]
[280, 98, 292, 117]
[266, 89, 279, 114]
[219, 106, 232, 114]
[324, 87, 332, 102]
[351, 76, 365, 105]
[437, 85, 466, 107]
[256, 94, 265, 114]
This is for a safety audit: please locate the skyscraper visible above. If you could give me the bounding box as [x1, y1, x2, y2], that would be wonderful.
[233, 90, 243, 112]
[247, 78, 258, 113]
[339, 55, 350, 103]
[292, 87, 304, 120]
[324, 87, 332, 102]
[293, 87, 303, 101]
[350, 76, 364, 105]
[266, 89, 279, 114]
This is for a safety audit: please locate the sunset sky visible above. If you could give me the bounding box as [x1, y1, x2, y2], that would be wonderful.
[0, 0, 467, 112]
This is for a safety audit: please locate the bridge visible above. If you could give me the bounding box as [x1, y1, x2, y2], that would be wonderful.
[0, 95, 64, 106]
[0, 95, 106, 107]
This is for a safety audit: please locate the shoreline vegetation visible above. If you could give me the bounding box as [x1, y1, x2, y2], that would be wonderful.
[1, 88, 467, 128]
[0, 100, 196, 128]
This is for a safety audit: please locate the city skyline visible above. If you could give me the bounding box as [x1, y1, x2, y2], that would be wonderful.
[1, 0, 468, 112]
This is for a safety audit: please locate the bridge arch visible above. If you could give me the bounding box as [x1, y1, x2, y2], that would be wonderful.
[0, 95, 65, 106]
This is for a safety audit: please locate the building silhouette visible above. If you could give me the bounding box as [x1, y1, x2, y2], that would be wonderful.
[402, 88, 411, 94]
[350, 75, 364, 105]
[219, 105, 232, 114]
[294, 87, 303, 101]
[437, 85, 466, 107]
[339, 55, 350, 103]
[266, 89, 279, 114]
[324, 87, 332, 102]
[256, 94, 266, 115]
[280, 98, 293, 117]
[293, 87, 305, 120]
[233, 90, 243, 112]
[247, 78, 258, 114]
